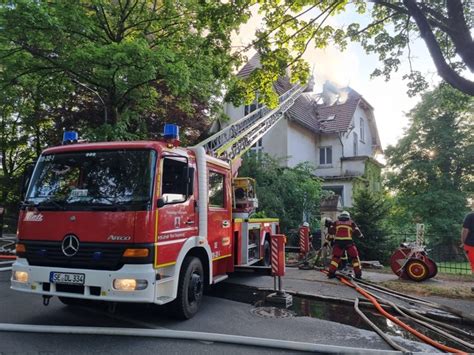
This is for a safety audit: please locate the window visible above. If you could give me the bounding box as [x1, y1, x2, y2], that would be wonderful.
[319, 146, 332, 165]
[209, 171, 225, 207]
[244, 95, 263, 116]
[250, 138, 264, 155]
[353, 132, 358, 156]
[161, 158, 190, 204]
[27, 149, 156, 211]
[360, 117, 365, 142]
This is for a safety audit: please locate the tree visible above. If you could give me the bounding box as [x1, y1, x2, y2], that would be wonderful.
[229, 0, 473, 107]
[0, 0, 251, 140]
[349, 189, 392, 262]
[239, 153, 323, 233]
[385, 83, 473, 248]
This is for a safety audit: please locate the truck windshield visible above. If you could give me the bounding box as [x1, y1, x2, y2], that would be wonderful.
[25, 149, 156, 211]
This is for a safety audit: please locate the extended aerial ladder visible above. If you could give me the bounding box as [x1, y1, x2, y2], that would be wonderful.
[195, 83, 306, 165]
[194, 83, 306, 215]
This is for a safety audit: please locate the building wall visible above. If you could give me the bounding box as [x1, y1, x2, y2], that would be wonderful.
[224, 102, 244, 121]
[322, 181, 354, 207]
[342, 105, 373, 157]
[315, 133, 343, 177]
[261, 118, 289, 167]
[286, 121, 317, 168]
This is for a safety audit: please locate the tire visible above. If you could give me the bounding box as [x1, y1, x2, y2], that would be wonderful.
[171, 256, 204, 320]
[405, 258, 429, 282]
[262, 239, 271, 266]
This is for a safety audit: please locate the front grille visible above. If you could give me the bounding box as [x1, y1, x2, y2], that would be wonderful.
[23, 241, 153, 271]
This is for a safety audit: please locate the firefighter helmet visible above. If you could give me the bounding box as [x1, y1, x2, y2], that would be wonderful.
[339, 211, 350, 220]
[302, 222, 310, 227]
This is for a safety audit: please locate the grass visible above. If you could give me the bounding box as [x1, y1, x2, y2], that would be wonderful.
[436, 261, 472, 275]
[379, 279, 474, 299]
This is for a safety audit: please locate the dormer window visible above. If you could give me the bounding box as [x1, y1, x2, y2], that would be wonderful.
[326, 114, 335, 121]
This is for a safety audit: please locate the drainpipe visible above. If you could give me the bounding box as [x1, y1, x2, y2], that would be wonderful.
[337, 132, 344, 177]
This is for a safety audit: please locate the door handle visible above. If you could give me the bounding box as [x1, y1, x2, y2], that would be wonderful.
[186, 220, 195, 225]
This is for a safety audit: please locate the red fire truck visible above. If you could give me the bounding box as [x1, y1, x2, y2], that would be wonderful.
[11, 85, 305, 319]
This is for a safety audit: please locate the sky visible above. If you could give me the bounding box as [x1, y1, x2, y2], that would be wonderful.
[231, 4, 444, 150]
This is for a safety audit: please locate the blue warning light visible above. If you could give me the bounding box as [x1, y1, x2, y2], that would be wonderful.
[63, 131, 79, 144]
[163, 124, 179, 140]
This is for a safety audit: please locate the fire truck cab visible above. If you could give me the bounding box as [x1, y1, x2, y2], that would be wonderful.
[11, 131, 277, 319]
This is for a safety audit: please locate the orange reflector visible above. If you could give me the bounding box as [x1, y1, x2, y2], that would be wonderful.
[16, 244, 26, 253]
[123, 248, 149, 258]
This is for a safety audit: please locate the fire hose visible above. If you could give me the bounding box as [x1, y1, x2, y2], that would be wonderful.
[337, 274, 469, 354]
[0, 323, 403, 354]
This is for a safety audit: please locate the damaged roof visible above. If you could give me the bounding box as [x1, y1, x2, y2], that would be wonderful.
[235, 54, 381, 150]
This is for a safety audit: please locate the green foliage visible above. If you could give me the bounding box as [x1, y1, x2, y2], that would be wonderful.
[0, 0, 253, 229]
[229, 0, 474, 106]
[239, 152, 323, 233]
[0, 0, 250, 140]
[349, 189, 392, 262]
[385, 83, 473, 247]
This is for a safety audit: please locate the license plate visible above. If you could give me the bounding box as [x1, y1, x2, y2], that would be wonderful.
[49, 272, 85, 285]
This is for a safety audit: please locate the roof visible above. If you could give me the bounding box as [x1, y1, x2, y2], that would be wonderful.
[317, 89, 362, 133]
[235, 55, 382, 151]
[237, 53, 261, 79]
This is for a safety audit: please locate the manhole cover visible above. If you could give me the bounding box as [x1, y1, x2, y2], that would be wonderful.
[250, 307, 294, 319]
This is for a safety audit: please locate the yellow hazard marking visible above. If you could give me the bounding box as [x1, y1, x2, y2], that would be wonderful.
[156, 261, 176, 268]
[212, 254, 232, 261]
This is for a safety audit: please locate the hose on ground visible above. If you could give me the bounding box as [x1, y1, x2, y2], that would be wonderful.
[338, 276, 468, 354]
[351, 279, 474, 351]
[0, 323, 402, 354]
[353, 297, 410, 353]
[354, 277, 474, 323]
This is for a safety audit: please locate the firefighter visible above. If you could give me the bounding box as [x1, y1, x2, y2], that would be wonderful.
[327, 211, 363, 279]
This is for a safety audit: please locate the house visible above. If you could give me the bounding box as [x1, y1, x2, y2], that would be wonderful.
[223, 54, 383, 207]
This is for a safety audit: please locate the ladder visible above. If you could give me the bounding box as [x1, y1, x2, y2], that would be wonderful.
[195, 84, 306, 163]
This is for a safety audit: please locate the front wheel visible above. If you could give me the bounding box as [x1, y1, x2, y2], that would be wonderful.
[171, 256, 204, 319]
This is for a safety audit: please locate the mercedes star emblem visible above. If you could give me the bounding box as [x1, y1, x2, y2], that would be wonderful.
[61, 234, 80, 257]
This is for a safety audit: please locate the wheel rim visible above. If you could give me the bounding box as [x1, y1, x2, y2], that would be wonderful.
[188, 271, 202, 304]
[407, 260, 428, 281]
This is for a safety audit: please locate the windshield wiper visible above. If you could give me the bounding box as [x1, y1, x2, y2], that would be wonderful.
[21, 199, 65, 211]
[36, 199, 65, 211]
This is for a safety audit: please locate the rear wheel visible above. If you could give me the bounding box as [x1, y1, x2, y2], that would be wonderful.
[171, 256, 204, 319]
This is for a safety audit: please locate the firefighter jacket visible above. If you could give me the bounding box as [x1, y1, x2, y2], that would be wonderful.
[328, 220, 361, 241]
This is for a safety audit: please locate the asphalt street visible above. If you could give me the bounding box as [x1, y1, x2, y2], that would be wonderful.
[0, 268, 451, 354]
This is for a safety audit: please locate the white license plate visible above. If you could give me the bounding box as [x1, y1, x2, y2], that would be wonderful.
[49, 272, 85, 285]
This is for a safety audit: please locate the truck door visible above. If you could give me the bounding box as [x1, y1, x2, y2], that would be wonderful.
[207, 165, 232, 263]
[155, 156, 196, 268]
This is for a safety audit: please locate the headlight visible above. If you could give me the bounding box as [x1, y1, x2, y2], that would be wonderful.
[13, 271, 29, 283]
[113, 279, 148, 291]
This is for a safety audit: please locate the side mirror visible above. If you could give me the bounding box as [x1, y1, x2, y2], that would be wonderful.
[157, 198, 165, 208]
[20, 162, 36, 201]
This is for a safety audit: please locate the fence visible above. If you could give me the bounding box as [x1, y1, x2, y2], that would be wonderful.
[390, 233, 471, 275]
